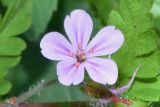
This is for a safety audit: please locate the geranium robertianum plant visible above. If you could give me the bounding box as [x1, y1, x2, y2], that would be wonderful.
[40, 9, 124, 86]
[40, 9, 140, 106]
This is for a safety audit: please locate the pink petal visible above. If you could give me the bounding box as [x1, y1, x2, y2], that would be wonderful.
[40, 32, 75, 61]
[86, 26, 124, 58]
[64, 9, 93, 50]
[84, 57, 118, 85]
[57, 59, 84, 86]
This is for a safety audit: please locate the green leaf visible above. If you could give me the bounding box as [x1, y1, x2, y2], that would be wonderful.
[108, 10, 126, 29]
[0, 0, 31, 95]
[0, 15, 1, 23]
[1, 0, 16, 7]
[0, 79, 11, 95]
[0, 38, 26, 56]
[151, 0, 160, 18]
[0, 57, 21, 68]
[108, 0, 158, 78]
[114, 51, 160, 79]
[0, 68, 7, 79]
[0, 0, 31, 37]
[27, 0, 58, 41]
[126, 75, 160, 102]
[106, 0, 160, 101]
[116, 51, 160, 101]
[151, 0, 160, 33]
[106, 0, 160, 102]
[89, 0, 158, 79]
[108, 1, 157, 56]
[88, 0, 120, 24]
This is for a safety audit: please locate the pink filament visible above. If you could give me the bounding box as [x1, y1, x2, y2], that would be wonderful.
[68, 51, 74, 57]
[75, 62, 80, 67]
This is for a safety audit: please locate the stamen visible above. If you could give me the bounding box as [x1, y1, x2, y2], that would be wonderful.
[89, 48, 94, 53]
[75, 62, 80, 67]
[78, 43, 82, 49]
[77, 51, 86, 62]
[79, 53, 85, 60]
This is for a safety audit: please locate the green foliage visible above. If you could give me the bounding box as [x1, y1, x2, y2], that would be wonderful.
[1, 0, 17, 7]
[109, 0, 157, 57]
[151, 0, 160, 18]
[2, 0, 58, 41]
[108, 0, 160, 102]
[126, 75, 160, 101]
[0, 0, 31, 37]
[27, 0, 58, 41]
[88, 0, 120, 24]
[0, 79, 11, 95]
[0, 0, 31, 95]
[90, 0, 160, 103]
[151, 0, 160, 33]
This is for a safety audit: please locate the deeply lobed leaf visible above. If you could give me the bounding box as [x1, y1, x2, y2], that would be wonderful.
[0, 0, 31, 95]
[90, 0, 160, 102]
[108, 0, 160, 102]
[27, 0, 58, 41]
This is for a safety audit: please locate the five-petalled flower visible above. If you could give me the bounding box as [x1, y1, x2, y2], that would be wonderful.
[40, 9, 124, 86]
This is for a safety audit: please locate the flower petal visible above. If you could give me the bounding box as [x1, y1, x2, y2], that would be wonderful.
[57, 59, 85, 86]
[84, 57, 118, 85]
[40, 32, 75, 61]
[86, 26, 124, 58]
[64, 9, 93, 50]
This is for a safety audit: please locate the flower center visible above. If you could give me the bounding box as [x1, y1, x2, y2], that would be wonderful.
[77, 50, 86, 63]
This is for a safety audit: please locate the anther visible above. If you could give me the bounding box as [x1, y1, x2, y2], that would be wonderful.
[78, 43, 82, 49]
[89, 48, 94, 53]
[77, 50, 86, 62]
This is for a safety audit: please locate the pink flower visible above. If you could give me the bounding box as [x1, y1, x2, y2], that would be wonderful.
[40, 9, 124, 86]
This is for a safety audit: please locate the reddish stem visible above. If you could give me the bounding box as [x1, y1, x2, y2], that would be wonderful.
[111, 96, 132, 105]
